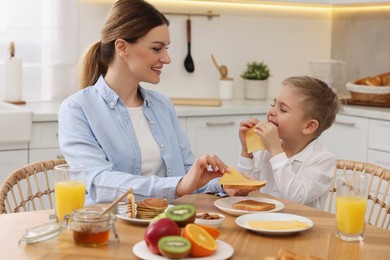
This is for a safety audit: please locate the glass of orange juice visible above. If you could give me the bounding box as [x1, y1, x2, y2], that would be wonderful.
[54, 164, 86, 227]
[336, 173, 368, 241]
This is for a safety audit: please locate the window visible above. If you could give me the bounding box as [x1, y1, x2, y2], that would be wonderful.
[0, 0, 78, 102]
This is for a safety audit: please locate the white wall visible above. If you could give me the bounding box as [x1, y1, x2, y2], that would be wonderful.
[78, 0, 332, 100]
[331, 7, 390, 94]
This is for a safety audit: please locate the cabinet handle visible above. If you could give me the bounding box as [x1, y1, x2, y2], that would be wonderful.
[334, 120, 356, 127]
[206, 121, 235, 127]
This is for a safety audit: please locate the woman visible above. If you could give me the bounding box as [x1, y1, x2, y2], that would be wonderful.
[58, 0, 228, 205]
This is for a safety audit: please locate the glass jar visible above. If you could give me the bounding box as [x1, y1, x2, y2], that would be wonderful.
[19, 220, 62, 245]
[66, 207, 119, 247]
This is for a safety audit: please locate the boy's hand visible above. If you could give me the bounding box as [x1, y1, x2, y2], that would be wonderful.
[254, 121, 283, 156]
[239, 118, 260, 158]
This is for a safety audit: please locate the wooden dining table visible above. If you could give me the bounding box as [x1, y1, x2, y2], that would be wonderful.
[1, 192, 389, 259]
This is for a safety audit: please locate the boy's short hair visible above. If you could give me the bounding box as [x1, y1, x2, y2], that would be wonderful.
[282, 76, 343, 137]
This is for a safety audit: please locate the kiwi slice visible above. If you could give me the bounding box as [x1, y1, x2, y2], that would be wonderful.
[166, 204, 196, 227]
[149, 212, 167, 225]
[158, 236, 191, 259]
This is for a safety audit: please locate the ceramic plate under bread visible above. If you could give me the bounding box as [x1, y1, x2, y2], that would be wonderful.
[116, 205, 173, 225]
[214, 196, 284, 216]
[235, 213, 313, 236]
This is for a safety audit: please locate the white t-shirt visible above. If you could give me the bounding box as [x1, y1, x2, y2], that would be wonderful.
[127, 106, 165, 177]
[237, 139, 335, 210]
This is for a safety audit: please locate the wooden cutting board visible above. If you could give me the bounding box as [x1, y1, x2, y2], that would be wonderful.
[171, 98, 222, 107]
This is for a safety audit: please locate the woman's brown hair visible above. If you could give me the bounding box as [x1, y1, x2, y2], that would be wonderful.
[79, 0, 169, 89]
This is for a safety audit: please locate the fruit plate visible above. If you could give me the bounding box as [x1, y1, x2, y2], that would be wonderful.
[235, 213, 313, 236]
[214, 196, 284, 216]
[132, 240, 234, 260]
[115, 205, 173, 225]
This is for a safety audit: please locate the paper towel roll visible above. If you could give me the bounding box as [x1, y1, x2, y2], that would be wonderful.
[4, 57, 23, 101]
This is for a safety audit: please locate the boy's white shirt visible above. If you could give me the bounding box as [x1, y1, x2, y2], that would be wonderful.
[237, 139, 334, 210]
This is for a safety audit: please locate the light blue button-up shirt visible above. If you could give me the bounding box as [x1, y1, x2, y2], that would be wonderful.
[58, 76, 222, 205]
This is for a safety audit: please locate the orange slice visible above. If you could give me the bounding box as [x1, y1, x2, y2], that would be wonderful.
[195, 224, 220, 239]
[183, 224, 217, 257]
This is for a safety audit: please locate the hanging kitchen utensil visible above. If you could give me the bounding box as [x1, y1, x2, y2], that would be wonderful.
[184, 17, 195, 73]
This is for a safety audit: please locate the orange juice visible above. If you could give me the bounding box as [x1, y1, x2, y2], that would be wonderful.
[55, 180, 86, 221]
[336, 196, 367, 234]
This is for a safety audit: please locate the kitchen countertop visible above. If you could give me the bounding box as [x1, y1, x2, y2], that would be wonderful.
[22, 99, 390, 123]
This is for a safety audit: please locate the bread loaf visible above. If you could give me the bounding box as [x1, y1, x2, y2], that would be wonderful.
[354, 71, 390, 86]
[232, 199, 276, 211]
[264, 248, 322, 260]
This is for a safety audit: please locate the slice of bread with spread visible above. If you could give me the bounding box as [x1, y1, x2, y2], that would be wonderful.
[232, 199, 276, 211]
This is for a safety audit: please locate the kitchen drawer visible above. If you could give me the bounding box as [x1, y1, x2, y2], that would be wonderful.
[249, 113, 267, 121]
[186, 115, 246, 164]
[368, 119, 390, 153]
[320, 115, 368, 162]
[29, 122, 59, 149]
[29, 148, 63, 163]
[367, 149, 390, 169]
[0, 150, 28, 184]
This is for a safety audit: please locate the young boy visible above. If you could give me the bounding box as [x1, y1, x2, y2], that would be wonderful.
[234, 76, 342, 210]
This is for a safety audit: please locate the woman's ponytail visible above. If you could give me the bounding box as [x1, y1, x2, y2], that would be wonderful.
[79, 41, 107, 89]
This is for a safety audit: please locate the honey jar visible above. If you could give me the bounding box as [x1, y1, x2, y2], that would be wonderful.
[66, 207, 119, 247]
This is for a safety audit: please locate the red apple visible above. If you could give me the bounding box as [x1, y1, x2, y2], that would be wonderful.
[144, 218, 181, 255]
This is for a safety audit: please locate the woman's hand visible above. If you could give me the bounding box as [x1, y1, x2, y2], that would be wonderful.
[239, 118, 260, 158]
[222, 172, 259, 197]
[175, 154, 229, 197]
[223, 185, 260, 197]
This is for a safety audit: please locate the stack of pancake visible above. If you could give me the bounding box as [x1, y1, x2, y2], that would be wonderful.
[125, 195, 168, 219]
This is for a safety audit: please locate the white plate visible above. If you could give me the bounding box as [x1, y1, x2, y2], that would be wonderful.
[132, 240, 234, 260]
[235, 213, 313, 236]
[116, 205, 173, 225]
[214, 196, 284, 216]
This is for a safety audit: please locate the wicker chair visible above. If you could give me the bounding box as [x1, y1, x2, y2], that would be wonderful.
[327, 159, 390, 230]
[0, 159, 66, 214]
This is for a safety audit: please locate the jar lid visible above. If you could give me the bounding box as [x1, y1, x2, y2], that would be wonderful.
[71, 207, 111, 222]
[19, 220, 62, 245]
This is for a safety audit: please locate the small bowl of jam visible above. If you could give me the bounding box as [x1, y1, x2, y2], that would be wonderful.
[66, 207, 119, 247]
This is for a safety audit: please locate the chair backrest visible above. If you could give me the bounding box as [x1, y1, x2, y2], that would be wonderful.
[0, 159, 66, 214]
[327, 159, 390, 230]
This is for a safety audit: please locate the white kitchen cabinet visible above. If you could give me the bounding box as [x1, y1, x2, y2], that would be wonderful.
[249, 114, 267, 121]
[0, 150, 28, 185]
[29, 148, 63, 163]
[366, 119, 390, 224]
[367, 119, 390, 168]
[367, 150, 390, 171]
[28, 122, 63, 163]
[319, 114, 368, 161]
[368, 119, 390, 153]
[29, 122, 59, 149]
[178, 117, 186, 133]
[186, 115, 246, 165]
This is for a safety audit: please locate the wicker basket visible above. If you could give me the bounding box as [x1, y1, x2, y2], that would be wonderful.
[346, 82, 390, 104]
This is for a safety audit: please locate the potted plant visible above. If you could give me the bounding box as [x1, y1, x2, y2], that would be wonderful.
[241, 61, 270, 100]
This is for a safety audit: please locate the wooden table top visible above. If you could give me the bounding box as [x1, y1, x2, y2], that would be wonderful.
[1, 192, 389, 259]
